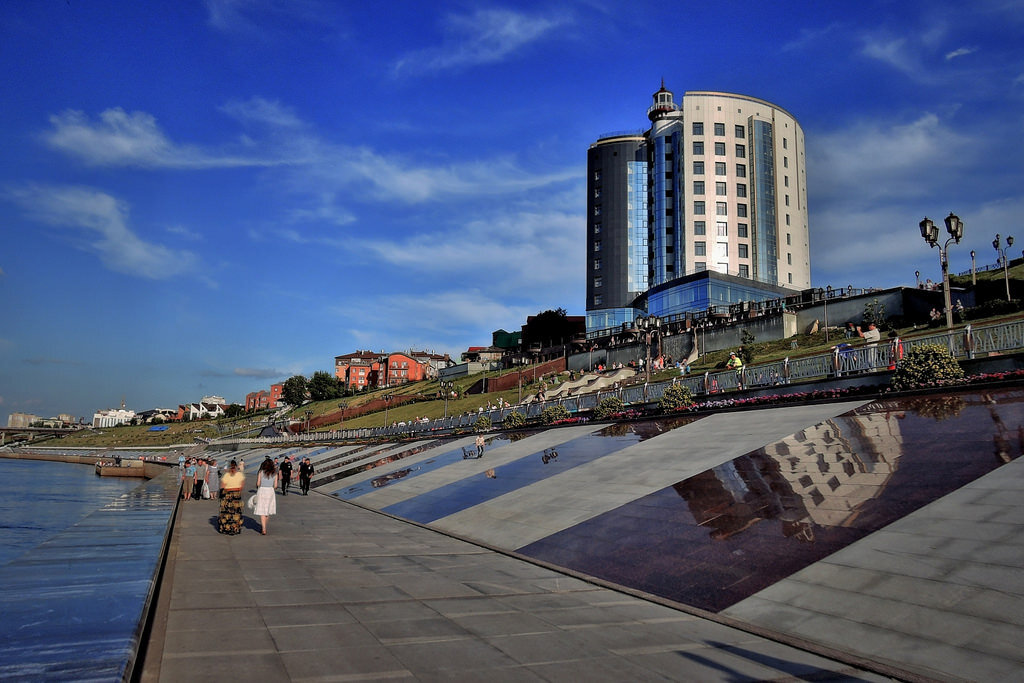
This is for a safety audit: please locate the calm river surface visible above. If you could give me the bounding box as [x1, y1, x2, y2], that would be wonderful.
[0, 458, 142, 566]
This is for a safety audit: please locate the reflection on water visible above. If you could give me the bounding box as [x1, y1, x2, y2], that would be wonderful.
[519, 387, 1024, 612]
[382, 416, 702, 524]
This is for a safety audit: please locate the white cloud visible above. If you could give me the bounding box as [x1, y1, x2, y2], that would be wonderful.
[809, 113, 974, 204]
[945, 46, 976, 60]
[6, 185, 198, 279]
[42, 108, 297, 168]
[393, 8, 570, 76]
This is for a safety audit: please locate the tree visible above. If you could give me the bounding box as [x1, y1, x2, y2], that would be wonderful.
[223, 404, 245, 419]
[524, 308, 576, 349]
[862, 298, 887, 329]
[282, 375, 308, 406]
[308, 371, 343, 401]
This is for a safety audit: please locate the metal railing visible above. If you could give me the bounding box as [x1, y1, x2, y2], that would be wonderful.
[219, 318, 1024, 445]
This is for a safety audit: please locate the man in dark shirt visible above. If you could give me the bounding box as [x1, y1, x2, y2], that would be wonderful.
[298, 458, 314, 495]
[280, 458, 293, 495]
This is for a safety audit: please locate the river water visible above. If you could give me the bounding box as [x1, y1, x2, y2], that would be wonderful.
[0, 458, 143, 566]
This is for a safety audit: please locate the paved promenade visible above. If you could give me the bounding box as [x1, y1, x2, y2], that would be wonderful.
[140, 490, 889, 682]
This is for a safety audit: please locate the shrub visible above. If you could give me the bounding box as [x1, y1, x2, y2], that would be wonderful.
[891, 344, 965, 391]
[502, 411, 526, 428]
[659, 383, 693, 411]
[540, 405, 571, 424]
[593, 396, 625, 419]
[473, 415, 491, 432]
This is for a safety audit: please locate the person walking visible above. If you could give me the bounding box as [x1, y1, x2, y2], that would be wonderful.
[207, 458, 220, 500]
[253, 458, 278, 535]
[298, 457, 314, 495]
[279, 457, 293, 496]
[217, 460, 245, 535]
[194, 458, 208, 500]
[183, 458, 197, 501]
[475, 434, 485, 457]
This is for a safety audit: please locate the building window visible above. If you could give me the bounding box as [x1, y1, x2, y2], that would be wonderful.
[695, 261, 707, 271]
[693, 181, 705, 195]
[786, 233, 791, 245]
[737, 203, 748, 217]
[694, 220, 706, 235]
[714, 122, 725, 136]
[784, 156, 789, 167]
[694, 241, 706, 256]
[716, 202, 727, 216]
[738, 222, 748, 237]
[594, 276, 603, 288]
[693, 141, 704, 155]
[593, 240, 601, 252]
[714, 141, 726, 155]
[594, 187, 601, 198]
[788, 273, 793, 284]
[736, 163, 746, 178]
[738, 264, 749, 277]
[787, 253, 792, 265]
[594, 294, 603, 305]
[593, 258, 601, 270]
[594, 170, 602, 181]
[715, 162, 726, 176]
[785, 194, 790, 206]
[693, 161, 704, 175]
[736, 144, 746, 158]
[715, 182, 727, 196]
[594, 223, 601, 234]
[715, 222, 727, 237]
[738, 243, 749, 258]
[784, 175, 789, 187]
[694, 201, 705, 215]
[692, 122, 703, 135]
[735, 125, 745, 138]
[783, 137, 788, 149]
[786, 214, 791, 225]
[736, 183, 747, 197]
[594, 205, 601, 216]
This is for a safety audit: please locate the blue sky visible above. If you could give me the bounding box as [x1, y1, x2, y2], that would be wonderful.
[2, 0, 1023, 422]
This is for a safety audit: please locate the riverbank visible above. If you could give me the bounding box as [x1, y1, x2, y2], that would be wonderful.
[0, 449, 177, 479]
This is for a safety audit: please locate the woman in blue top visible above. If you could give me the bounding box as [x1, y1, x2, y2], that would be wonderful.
[183, 459, 197, 500]
[253, 458, 279, 535]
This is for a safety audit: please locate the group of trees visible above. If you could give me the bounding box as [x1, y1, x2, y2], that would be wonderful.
[282, 371, 348, 407]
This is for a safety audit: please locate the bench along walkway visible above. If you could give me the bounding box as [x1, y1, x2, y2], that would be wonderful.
[139, 490, 895, 681]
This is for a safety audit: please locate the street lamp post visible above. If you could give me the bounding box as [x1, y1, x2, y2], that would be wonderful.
[915, 270, 920, 288]
[383, 394, 394, 428]
[634, 315, 662, 383]
[337, 402, 347, 433]
[304, 409, 313, 434]
[993, 233, 1015, 301]
[970, 250, 977, 286]
[440, 381, 454, 418]
[919, 212, 964, 329]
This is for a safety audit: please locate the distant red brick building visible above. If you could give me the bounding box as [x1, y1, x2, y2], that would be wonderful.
[334, 350, 451, 390]
[245, 383, 283, 411]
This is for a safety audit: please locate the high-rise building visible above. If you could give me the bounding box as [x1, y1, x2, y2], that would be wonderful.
[586, 84, 810, 334]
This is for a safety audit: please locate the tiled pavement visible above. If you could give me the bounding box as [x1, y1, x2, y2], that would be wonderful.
[140, 490, 891, 682]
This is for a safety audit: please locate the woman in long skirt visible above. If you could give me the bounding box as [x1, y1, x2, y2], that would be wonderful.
[206, 458, 220, 500]
[217, 459, 245, 535]
[253, 457, 279, 535]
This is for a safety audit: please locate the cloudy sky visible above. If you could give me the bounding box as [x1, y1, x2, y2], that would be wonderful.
[2, 0, 1022, 422]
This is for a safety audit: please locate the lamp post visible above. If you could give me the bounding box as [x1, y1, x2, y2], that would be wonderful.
[337, 402, 347, 432]
[919, 212, 964, 329]
[634, 314, 662, 383]
[439, 380, 454, 418]
[915, 270, 920, 288]
[383, 394, 394, 428]
[993, 233, 1015, 301]
[970, 250, 976, 286]
[304, 409, 313, 434]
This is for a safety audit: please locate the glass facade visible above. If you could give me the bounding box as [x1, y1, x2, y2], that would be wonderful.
[627, 161, 648, 293]
[647, 274, 789, 319]
[751, 120, 778, 286]
[587, 307, 644, 333]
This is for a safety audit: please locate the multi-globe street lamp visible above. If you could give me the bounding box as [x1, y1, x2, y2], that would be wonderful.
[919, 212, 964, 330]
[440, 380, 454, 418]
[634, 314, 662, 383]
[993, 233, 1015, 302]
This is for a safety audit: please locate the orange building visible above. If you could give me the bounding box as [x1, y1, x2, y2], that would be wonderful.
[334, 350, 451, 390]
[245, 383, 283, 411]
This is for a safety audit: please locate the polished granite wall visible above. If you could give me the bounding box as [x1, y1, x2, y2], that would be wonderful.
[0, 468, 179, 680]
